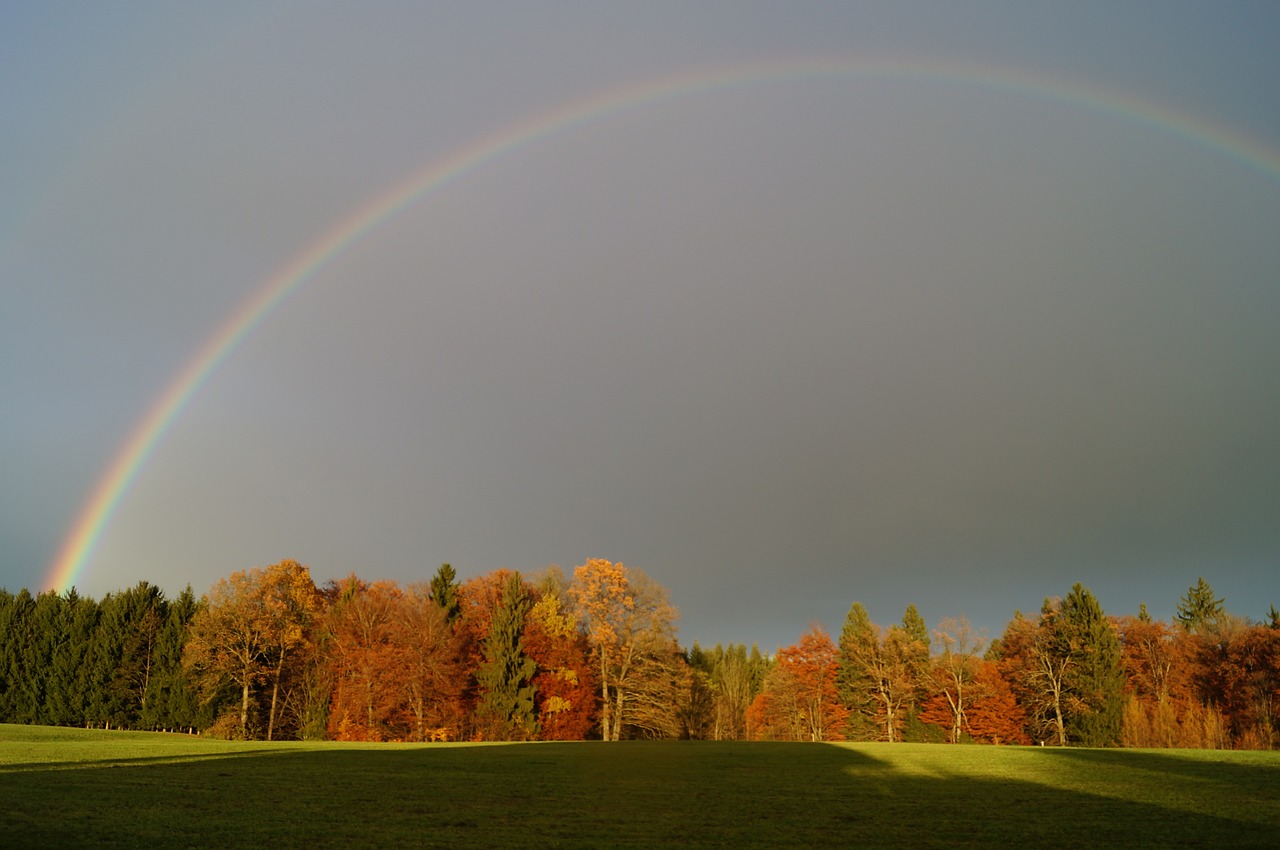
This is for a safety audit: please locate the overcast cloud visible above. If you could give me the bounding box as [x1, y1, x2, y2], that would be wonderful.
[3, 1, 1278, 652]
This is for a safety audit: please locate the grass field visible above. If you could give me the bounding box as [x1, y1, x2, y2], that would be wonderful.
[2, 725, 1278, 848]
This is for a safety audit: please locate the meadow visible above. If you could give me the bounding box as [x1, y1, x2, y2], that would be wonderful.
[2, 725, 1277, 849]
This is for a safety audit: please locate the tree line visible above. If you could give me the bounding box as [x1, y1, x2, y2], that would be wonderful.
[1, 562, 1277, 748]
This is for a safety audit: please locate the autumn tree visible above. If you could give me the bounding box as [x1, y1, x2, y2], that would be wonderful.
[569, 559, 679, 740]
[963, 660, 1029, 744]
[748, 627, 848, 741]
[1118, 612, 1203, 747]
[923, 616, 986, 743]
[321, 577, 406, 741]
[688, 643, 765, 740]
[1194, 618, 1280, 748]
[994, 606, 1072, 745]
[837, 603, 918, 742]
[393, 583, 465, 741]
[522, 584, 597, 740]
[185, 572, 262, 736]
[185, 562, 320, 738]
[993, 586, 1124, 747]
[257, 561, 321, 740]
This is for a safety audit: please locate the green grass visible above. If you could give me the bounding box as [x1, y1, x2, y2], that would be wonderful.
[2, 725, 1278, 848]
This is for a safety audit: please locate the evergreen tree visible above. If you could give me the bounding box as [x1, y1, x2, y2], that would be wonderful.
[5, 590, 38, 723]
[112, 582, 167, 726]
[430, 563, 461, 624]
[0, 589, 15, 720]
[1060, 583, 1124, 746]
[1176, 577, 1224, 632]
[679, 643, 716, 739]
[21, 591, 66, 725]
[898, 605, 933, 740]
[836, 602, 879, 740]
[747, 644, 771, 694]
[143, 586, 202, 731]
[474, 572, 538, 740]
[47, 589, 99, 726]
[901, 605, 930, 652]
[84, 591, 130, 728]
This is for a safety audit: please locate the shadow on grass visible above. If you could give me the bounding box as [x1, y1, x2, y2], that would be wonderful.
[1, 739, 1276, 849]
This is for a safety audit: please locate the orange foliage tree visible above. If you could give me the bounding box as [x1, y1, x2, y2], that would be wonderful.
[994, 607, 1071, 746]
[920, 617, 986, 744]
[393, 583, 466, 741]
[258, 560, 322, 740]
[569, 559, 678, 740]
[523, 589, 597, 739]
[321, 577, 406, 741]
[1117, 612, 1209, 748]
[1195, 619, 1280, 749]
[183, 560, 320, 739]
[962, 660, 1029, 744]
[748, 627, 847, 741]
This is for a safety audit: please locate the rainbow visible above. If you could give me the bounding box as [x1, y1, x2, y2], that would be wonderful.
[44, 55, 1280, 593]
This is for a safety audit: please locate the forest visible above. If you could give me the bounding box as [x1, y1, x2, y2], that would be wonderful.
[0, 560, 1277, 749]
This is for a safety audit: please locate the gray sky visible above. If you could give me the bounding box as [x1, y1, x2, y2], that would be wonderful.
[3, 1, 1279, 652]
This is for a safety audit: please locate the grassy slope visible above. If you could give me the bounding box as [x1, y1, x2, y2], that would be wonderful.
[2, 725, 1278, 849]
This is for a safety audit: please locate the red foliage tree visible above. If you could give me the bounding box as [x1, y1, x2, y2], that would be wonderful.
[522, 591, 597, 740]
[392, 583, 466, 741]
[963, 660, 1029, 745]
[750, 627, 848, 741]
[1197, 622, 1280, 749]
[322, 577, 407, 741]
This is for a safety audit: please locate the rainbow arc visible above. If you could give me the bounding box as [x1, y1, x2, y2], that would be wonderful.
[44, 56, 1280, 593]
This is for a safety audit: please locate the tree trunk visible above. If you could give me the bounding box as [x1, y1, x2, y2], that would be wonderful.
[600, 654, 613, 741]
[267, 679, 280, 741]
[1050, 683, 1066, 745]
[612, 687, 626, 741]
[240, 680, 250, 736]
[267, 651, 285, 741]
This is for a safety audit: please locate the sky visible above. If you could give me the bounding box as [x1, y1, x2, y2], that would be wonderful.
[3, 1, 1279, 653]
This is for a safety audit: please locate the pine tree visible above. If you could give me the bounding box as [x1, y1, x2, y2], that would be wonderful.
[47, 589, 99, 726]
[5, 589, 41, 724]
[474, 572, 538, 740]
[430, 563, 461, 624]
[1060, 583, 1125, 746]
[898, 605, 933, 741]
[113, 582, 167, 727]
[1176, 577, 1224, 632]
[21, 591, 66, 725]
[836, 602, 880, 740]
[0, 589, 16, 721]
[901, 605, 930, 653]
[84, 591, 129, 728]
[144, 586, 201, 732]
